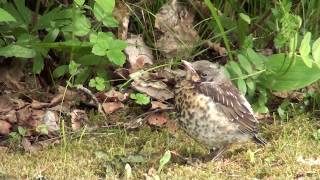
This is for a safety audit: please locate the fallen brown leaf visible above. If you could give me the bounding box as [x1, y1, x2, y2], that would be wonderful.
[31, 100, 50, 109]
[0, 120, 11, 135]
[102, 102, 124, 114]
[155, 0, 199, 58]
[207, 41, 227, 57]
[125, 34, 154, 72]
[113, 0, 130, 40]
[150, 101, 169, 110]
[70, 109, 88, 131]
[146, 113, 168, 127]
[16, 106, 32, 125]
[0, 95, 13, 113]
[0, 110, 17, 123]
[96, 88, 129, 102]
[43, 111, 59, 133]
[21, 138, 42, 153]
[131, 80, 174, 101]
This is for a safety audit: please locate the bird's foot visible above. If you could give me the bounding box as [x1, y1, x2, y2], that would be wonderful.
[202, 146, 228, 162]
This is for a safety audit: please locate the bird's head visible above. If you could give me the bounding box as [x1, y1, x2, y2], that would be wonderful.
[181, 60, 225, 82]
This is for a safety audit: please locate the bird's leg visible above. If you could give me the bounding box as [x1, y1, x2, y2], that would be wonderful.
[203, 145, 228, 162]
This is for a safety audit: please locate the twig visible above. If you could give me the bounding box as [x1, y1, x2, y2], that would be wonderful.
[76, 85, 107, 118]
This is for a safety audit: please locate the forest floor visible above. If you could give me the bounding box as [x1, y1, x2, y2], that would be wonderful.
[0, 113, 320, 179]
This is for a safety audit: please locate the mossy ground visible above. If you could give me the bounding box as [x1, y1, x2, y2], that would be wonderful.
[0, 113, 320, 179]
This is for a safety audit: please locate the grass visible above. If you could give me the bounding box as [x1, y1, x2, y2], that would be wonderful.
[0, 113, 320, 179]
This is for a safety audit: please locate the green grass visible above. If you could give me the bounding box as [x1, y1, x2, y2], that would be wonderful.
[0, 114, 320, 179]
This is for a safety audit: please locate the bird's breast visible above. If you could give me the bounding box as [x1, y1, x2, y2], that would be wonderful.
[174, 87, 250, 148]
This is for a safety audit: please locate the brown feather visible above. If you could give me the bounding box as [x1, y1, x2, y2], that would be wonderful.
[196, 81, 258, 135]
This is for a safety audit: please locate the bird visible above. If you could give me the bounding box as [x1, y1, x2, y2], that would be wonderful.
[174, 60, 266, 161]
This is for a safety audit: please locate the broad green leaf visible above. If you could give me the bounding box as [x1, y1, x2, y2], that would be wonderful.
[37, 7, 70, 29]
[89, 77, 106, 91]
[312, 37, 320, 63]
[239, 13, 251, 24]
[0, 45, 36, 58]
[18, 126, 27, 136]
[299, 32, 311, 57]
[301, 55, 313, 68]
[89, 79, 97, 88]
[14, 0, 31, 21]
[36, 124, 49, 135]
[246, 78, 255, 97]
[69, 61, 80, 76]
[95, 0, 115, 13]
[75, 67, 92, 84]
[289, 33, 298, 58]
[254, 104, 269, 113]
[53, 65, 68, 78]
[74, 13, 91, 36]
[0, 8, 16, 22]
[109, 39, 127, 50]
[92, 44, 107, 56]
[261, 53, 320, 91]
[229, 61, 242, 76]
[93, 0, 118, 27]
[237, 79, 247, 95]
[74, 0, 85, 6]
[91, 32, 113, 56]
[130, 93, 150, 105]
[246, 48, 265, 70]
[32, 54, 44, 74]
[77, 55, 108, 65]
[238, 54, 252, 73]
[158, 150, 171, 173]
[59, 40, 91, 48]
[107, 50, 126, 66]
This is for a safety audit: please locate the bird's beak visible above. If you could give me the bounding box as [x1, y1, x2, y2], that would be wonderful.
[182, 60, 200, 82]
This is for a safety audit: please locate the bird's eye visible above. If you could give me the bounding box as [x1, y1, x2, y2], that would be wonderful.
[200, 73, 207, 77]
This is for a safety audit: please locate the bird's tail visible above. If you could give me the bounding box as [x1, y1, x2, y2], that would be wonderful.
[253, 134, 267, 145]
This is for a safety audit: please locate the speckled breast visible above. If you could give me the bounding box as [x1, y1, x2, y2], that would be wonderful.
[174, 84, 250, 149]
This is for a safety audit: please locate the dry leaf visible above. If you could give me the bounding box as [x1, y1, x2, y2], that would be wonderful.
[155, 0, 199, 58]
[43, 111, 59, 133]
[155, 0, 180, 32]
[16, 106, 32, 125]
[0, 120, 11, 135]
[207, 41, 227, 56]
[146, 113, 168, 127]
[0, 60, 24, 91]
[150, 101, 169, 110]
[131, 80, 174, 101]
[102, 102, 124, 114]
[272, 91, 304, 101]
[0, 95, 13, 113]
[31, 100, 50, 109]
[125, 34, 153, 72]
[21, 138, 42, 153]
[0, 110, 17, 123]
[96, 88, 129, 102]
[70, 109, 88, 131]
[113, 0, 130, 40]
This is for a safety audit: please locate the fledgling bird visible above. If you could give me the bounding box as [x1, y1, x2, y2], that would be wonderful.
[174, 60, 266, 161]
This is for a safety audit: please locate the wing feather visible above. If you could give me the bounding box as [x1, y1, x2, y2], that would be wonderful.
[196, 81, 258, 135]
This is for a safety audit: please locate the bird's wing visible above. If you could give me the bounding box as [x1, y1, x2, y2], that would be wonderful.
[196, 81, 259, 135]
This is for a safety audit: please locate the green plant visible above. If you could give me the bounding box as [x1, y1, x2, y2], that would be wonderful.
[158, 150, 171, 173]
[203, 1, 320, 113]
[9, 126, 27, 143]
[130, 93, 151, 105]
[0, 0, 126, 91]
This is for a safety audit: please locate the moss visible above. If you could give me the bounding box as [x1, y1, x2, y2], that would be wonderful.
[0, 115, 320, 179]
